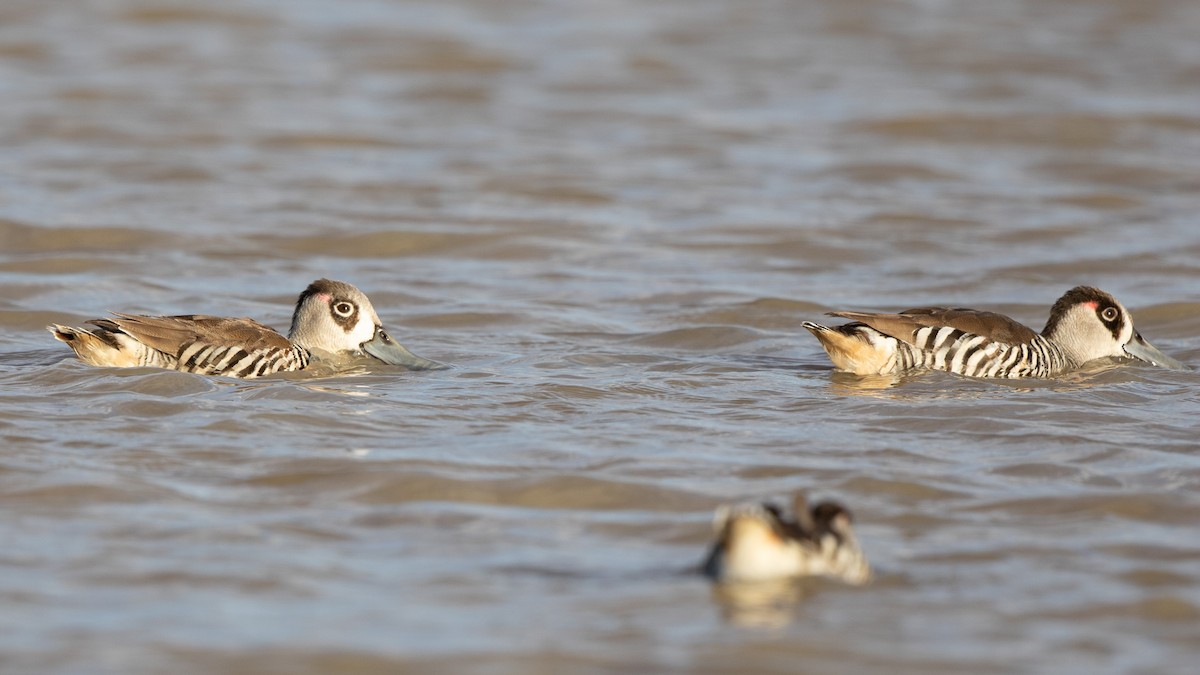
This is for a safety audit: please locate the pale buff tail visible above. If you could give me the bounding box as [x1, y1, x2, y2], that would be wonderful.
[802, 321, 895, 375]
[48, 323, 143, 368]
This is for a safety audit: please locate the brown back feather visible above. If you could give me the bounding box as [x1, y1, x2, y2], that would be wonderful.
[94, 314, 292, 357]
[828, 307, 1039, 346]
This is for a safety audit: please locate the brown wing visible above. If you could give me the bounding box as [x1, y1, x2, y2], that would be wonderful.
[828, 306, 1039, 346]
[90, 313, 292, 357]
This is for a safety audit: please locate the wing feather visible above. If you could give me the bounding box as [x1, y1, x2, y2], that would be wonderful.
[828, 307, 1038, 346]
[94, 314, 292, 357]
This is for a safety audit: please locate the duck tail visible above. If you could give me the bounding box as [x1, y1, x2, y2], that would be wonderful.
[47, 323, 138, 367]
[802, 321, 894, 375]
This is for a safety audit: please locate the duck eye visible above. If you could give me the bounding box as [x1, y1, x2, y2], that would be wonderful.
[332, 301, 354, 317]
[1100, 306, 1119, 322]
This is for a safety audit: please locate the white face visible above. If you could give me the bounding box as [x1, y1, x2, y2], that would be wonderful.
[289, 283, 384, 355]
[1044, 288, 1183, 370]
[324, 295, 380, 348]
[1052, 301, 1132, 364]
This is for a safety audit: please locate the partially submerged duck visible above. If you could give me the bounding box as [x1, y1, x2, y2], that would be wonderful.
[703, 493, 871, 585]
[804, 286, 1183, 378]
[49, 278, 445, 378]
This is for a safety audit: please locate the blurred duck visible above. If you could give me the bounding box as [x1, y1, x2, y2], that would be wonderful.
[704, 493, 871, 585]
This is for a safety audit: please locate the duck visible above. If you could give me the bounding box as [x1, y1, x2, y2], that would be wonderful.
[703, 493, 871, 585]
[803, 286, 1184, 378]
[48, 278, 445, 378]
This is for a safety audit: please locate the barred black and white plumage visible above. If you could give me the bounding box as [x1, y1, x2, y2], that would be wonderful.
[170, 340, 310, 378]
[900, 325, 1071, 378]
[49, 279, 445, 378]
[803, 286, 1183, 379]
[703, 493, 871, 585]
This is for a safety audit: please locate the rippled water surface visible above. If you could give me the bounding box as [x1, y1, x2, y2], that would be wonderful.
[3, 0, 1200, 673]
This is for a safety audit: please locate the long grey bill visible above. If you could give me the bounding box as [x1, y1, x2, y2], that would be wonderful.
[361, 327, 449, 371]
[1124, 333, 1186, 370]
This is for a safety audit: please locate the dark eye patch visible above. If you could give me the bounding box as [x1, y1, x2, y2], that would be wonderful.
[1097, 305, 1122, 339]
[329, 300, 359, 332]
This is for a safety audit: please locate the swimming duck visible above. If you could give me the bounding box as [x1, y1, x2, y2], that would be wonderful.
[48, 278, 444, 378]
[703, 493, 871, 585]
[804, 286, 1183, 378]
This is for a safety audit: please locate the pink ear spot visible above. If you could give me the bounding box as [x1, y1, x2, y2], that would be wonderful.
[316, 292, 332, 302]
[1084, 300, 1099, 310]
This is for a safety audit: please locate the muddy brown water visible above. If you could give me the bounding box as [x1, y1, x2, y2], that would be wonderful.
[2, 1, 1199, 673]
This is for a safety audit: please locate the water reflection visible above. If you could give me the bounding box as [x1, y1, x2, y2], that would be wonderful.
[710, 580, 811, 629]
[828, 370, 905, 393]
[820, 360, 1167, 397]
